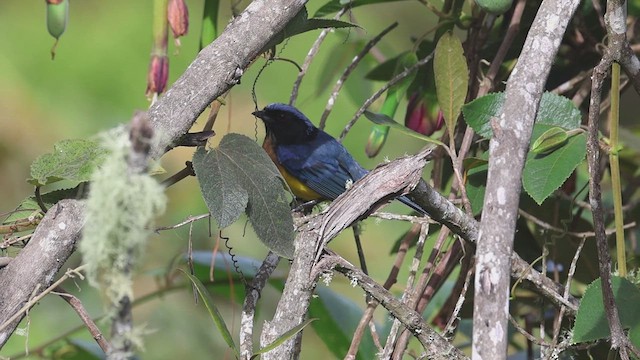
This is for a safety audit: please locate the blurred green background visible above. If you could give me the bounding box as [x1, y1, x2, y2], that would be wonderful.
[0, 0, 442, 359]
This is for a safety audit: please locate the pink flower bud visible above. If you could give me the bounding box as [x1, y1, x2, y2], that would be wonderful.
[168, 0, 189, 42]
[146, 54, 169, 96]
[405, 93, 444, 136]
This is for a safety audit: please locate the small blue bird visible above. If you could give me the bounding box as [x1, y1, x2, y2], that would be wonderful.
[253, 103, 427, 215]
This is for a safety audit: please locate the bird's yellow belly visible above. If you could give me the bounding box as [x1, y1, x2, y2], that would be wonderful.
[277, 164, 323, 201]
[263, 136, 323, 201]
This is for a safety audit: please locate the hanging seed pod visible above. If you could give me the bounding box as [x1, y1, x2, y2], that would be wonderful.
[46, 0, 69, 59]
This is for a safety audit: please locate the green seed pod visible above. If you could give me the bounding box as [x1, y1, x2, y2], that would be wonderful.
[531, 127, 568, 155]
[475, 0, 513, 15]
[46, 0, 68, 40]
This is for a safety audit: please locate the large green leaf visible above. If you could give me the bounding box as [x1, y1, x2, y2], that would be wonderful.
[433, 32, 468, 142]
[461, 92, 584, 204]
[192, 134, 295, 258]
[193, 146, 248, 229]
[462, 92, 582, 139]
[28, 139, 107, 186]
[573, 276, 640, 346]
[523, 127, 586, 204]
[308, 286, 377, 360]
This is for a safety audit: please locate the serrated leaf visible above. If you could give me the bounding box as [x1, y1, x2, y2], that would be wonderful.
[260, 7, 358, 54]
[314, 0, 409, 17]
[522, 129, 586, 204]
[28, 139, 108, 186]
[2, 186, 82, 227]
[363, 111, 445, 146]
[308, 286, 378, 360]
[193, 147, 248, 228]
[572, 276, 640, 344]
[434, 32, 468, 142]
[192, 134, 295, 258]
[179, 269, 239, 357]
[462, 92, 582, 139]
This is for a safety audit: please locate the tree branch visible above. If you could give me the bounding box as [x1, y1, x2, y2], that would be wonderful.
[0, 200, 85, 347]
[147, 0, 307, 157]
[472, 0, 581, 358]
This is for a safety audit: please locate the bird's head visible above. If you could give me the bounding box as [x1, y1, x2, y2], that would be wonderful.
[253, 103, 318, 145]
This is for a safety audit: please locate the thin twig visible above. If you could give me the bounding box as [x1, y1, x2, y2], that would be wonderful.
[0, 265, 87, 334]
[339, 53, 435, 141]
[54, 286, 112, 354]
[443, 257, 475, 337]
[509, 314, 548, 347]
[518, 209, 636, 238]
[155, 213, 210, 232]
[327, 255, 468, 360]
[381, 223, 429, 358]
[550, 237, 586, 353]
[319, 22, 398, 129]
[289, 8, 347, 105]
[345, 224, 420, 359]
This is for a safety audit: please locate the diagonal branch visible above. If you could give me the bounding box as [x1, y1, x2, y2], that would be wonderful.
[0, 200, 85, 347]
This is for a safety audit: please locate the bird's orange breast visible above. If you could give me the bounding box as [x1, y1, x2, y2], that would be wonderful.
[262, 136, 323, 201]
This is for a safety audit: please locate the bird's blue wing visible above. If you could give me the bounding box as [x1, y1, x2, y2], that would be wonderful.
[276, 131, 367, 200]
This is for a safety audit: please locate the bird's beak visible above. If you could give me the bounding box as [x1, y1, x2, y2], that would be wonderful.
[252, 109, 264, 118]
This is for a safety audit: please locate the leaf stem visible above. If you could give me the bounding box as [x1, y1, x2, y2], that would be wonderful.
[609, 62, 626, 276]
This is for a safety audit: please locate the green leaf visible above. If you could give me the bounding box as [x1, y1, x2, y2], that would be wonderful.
[365, 55, 402, 81]
[461, 92, 585, 204]
[462, 92, 582, 139]
[314, 0, 409, 17]
[179, 269, 240, 357]
[308, 286, 378, 360]
[260, 7, 358, 54]
[193, 146, 248, 228]
[530, 126, 568, 154]
[253, 318, 318, 358]
[465, 156, 489, 216]
[363, 111, 445, 146]
[629, 321, 640, 350]
[192, 134, 295, 258]
[434, 32, 468, 142]
[200, 0, 220, 50]
[461, 93, 504, 138]
[28, 139, 108, 186]
[573, 276, 640, 344]
[522, 128, 586, 204]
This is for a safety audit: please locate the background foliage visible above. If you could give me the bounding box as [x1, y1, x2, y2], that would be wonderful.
[2, 0, 640, 359]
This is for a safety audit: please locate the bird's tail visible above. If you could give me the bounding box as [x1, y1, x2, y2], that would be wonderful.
[397, 195, 429, 217]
